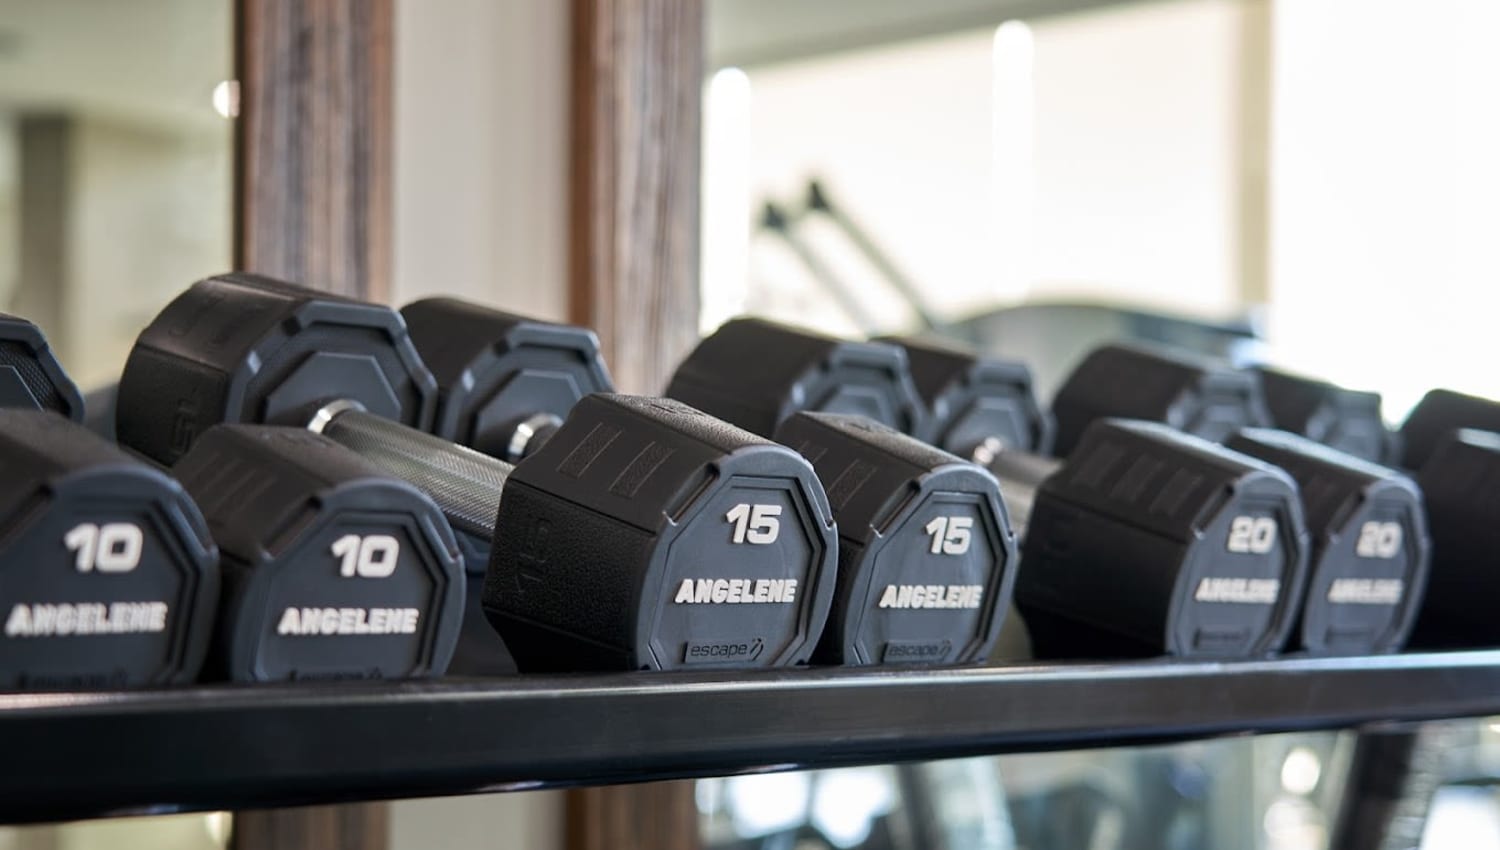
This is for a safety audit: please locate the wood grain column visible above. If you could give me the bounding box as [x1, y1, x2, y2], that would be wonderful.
[231, 803, 389, 850]
[231, 2, 393, 847]
[235, 0, 393, 301]
[569, 0, 704, 394]
[566, 1, 706, 848]
[567, 781, 701, 850]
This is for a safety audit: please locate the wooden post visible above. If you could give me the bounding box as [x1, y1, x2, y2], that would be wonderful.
[231, 1, 394, 846]
[231, 803, 389, 850]
[235, 0, 393, 300]
[568, 0, 704, 394]
[565, 1, 706, 848]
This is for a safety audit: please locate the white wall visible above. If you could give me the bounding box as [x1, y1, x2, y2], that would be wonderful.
[1266, 0, 1500, 418]
[388, 2, 570, 847]
[391, 0, 570, 321]
[1028, 0, 1259, 317]
[703, 0, 1258, 337]
[66, 116, 231, 387]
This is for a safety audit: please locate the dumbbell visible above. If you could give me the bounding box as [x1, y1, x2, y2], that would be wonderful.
[400, 298, 614, 461]
[405, 303, 1015, 667]
[397, 298, 614, 672]
[672, 321, 1311, 659]
[115, 273, 464, 681]
[877, 334, 1053, 455]
[0, 409, 220, 690]
[0, 317, 218, 690]
[394, 306, 1016, 667]
[0, 313, 85, 420]
[668, 320, 1018, 665]
[1408, 430, 1500, 648]
[118, 274, 838, 672]
[667, 317, 929, 438]
[895, 335, 1434, 656]
[1226, 429, 1430, 654]
[170, 424, 463, 681]
[1398, 388, 1500, 471]
[1253, 367, 1396, 465]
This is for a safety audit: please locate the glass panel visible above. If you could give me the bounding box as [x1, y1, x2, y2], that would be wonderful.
[698, 732, 1352, 850]
[0, 1, 231, 845]
[702, 0, 1500, 415]
[0, 0, 233, 391]
[698, 2, 1500, 847]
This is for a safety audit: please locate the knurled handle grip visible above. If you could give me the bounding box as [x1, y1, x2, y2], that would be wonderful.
[314, 405, 509, 541]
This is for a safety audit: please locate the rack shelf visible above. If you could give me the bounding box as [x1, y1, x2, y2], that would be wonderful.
[4, 650, 1499, 823]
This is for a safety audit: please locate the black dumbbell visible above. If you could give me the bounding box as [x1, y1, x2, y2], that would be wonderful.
[877, 334, 1053, 455]
[401, 298, 614, 461]
[119, 275, 839, 672]
[670, 321, 1020, 666]
[774, 412, 1017, 665]
[1014, 420, 1309, 658]
[407, 304, 1017, 666]
[886, 337, 1432, 655]
[1398, 389, 1500, 471]
[671, 322, 1311, 659]
[668, 317, 929, 439]
[0, 313, 85, 420]
[0, 409, 219, 690]
[1408, 429, 1500, 648]
[1049, 343, 1271, 458]
[171, 425, 463, 681]
[1226, 429, 1430, 655]
[890, 338, 1354, 657]
[398, 299, 614, 672]
[1254, 367, 1396, 464]
[115, 273, 465, 681]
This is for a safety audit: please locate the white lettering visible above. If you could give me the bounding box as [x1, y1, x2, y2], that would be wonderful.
[1194, 577, 1281, 604]
[3, 602, 170, 637]
[671, 578, 800, 604]
[876, 584, 985, 610]
[1328, 578, 1405, 605]
[274, 607, 421, 636]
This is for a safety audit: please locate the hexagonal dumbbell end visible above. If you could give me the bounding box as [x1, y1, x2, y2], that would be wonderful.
[1050, 344, 1271, 458]
[0, 314, 84, 420]
[879, 335, 1053, 455]
[0, 410, 219, 690]
[173, 425, 464, 681]
[1228, 428, 1430, 655]
[401, 298, 614, 461]
[773, 412, 1017, 666]
[484, 394, 839, 671]
[1017, 419, 1310, 659]
[1254, 367, 1395, 464]
[1409, 429, 1500, 648]
[116, 273, 437, 466]
[667, 317, 928, 439]
[1399, 388, 1500, 471]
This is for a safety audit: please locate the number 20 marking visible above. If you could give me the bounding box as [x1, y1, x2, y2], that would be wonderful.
[1227, 516, 1276, 554]
[1355, 521, 1402, 558]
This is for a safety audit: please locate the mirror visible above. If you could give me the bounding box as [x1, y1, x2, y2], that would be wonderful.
[0, 0, 233, 391]
[700, 0, 1500, 416]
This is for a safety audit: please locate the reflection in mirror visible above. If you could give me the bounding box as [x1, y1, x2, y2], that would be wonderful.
[702, 0, 1500, 416]
[0, 0, 232, 390]
[699, 732, 1351, 850]
[0, 812, 230, 850]
[0, 0, 231, 845]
